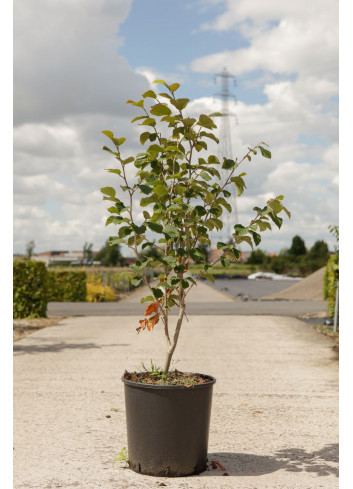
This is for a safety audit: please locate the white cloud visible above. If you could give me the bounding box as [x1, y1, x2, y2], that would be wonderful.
[193, 0, 338, 81]
[14, 0, 148, 125]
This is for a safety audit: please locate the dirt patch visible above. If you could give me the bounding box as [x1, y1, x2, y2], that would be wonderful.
[124, 370, 212, 387]
[13, 317, 64, 342]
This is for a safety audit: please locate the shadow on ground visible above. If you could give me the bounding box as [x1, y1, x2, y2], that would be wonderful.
[13, 341, 101, 355]
[203, 444, 338, 477]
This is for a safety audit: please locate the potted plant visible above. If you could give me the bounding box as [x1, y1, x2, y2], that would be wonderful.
[101, 80, 290, 477]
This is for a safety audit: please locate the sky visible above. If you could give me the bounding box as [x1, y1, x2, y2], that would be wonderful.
[13, 0, 339, 255]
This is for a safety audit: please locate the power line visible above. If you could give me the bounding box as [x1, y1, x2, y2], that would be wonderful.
[214, 67, 238, 242]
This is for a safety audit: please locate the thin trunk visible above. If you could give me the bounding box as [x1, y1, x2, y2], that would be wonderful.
[163, 303, 185, 374]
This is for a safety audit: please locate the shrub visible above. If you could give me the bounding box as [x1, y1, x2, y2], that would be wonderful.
[323, 254, 339, 317]
[86, 274, 117, 302]
[47, 270, 87, 302]
[13, 260, 48, 318]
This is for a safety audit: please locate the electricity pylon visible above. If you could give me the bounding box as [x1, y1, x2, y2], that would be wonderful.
[214, 67, 238, 243]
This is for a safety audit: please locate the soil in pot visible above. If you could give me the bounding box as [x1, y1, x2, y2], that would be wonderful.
[123, 369, 211, 386]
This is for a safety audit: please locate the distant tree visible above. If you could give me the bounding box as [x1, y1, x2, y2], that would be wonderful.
[246, 249, 268, 265]
[83, 242, 94, 264]
[289, 235, 307, 256]
[95, 240, 125, 267]
[26, 240, 35, 260]
[140, 245, 163, 260]
[309, 240, 329, 260]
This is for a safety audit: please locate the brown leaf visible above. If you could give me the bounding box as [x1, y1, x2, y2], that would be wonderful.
[136, 318, 147, 334]
[210, 460, 226, 471]
[145, 301, 159, 316]
[147, 313, 160, 331]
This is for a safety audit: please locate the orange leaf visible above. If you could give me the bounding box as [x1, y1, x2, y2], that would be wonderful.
[136, 318, 147, 334]
[147, 313, 159, 331]
[145, 301, 159, 316]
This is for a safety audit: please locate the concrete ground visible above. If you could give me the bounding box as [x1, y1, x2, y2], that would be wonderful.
[13, 282, 338, 489]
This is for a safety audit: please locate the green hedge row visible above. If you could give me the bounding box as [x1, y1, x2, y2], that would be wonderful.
[47, 271, 87, 302]
[323, 254, 339, 317]
[13, 260, 48, 318]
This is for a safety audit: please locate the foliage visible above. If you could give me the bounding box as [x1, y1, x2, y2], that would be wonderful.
[95, 239, 125, 266]
[47, 270, 87, 302]
[328, 225, 339, 252]
[140, 360, 167, 381]
[246, 249, 268, 265]
[101, 80, 290, 373]
[83, 242, 94, 264]
[13, 259, 47, 318]
[289, 235, 306, 256]
[323, 254, 339, 317]
[26, 240, 35, 260]
[308, 240, 329, 260]
[86, 273, 117, 302]
[114, 447, 128, 463]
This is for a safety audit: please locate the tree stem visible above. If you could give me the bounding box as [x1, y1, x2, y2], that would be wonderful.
[163, 302, 185, 373]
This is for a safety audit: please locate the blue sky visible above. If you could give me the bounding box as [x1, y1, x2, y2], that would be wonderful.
[13, 0, 338, 254]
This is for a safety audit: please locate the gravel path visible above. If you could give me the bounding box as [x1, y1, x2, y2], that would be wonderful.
[14, 292, 338, 488]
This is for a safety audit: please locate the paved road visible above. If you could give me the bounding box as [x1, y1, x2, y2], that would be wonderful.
[48, 279, 327, 318]
[13, 313, 338, 488]
[48, 299, 327, 317]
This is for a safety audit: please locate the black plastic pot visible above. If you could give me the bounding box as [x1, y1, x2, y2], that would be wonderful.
[122, 373, 216, 477]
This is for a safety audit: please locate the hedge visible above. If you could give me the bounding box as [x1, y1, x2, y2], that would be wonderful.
[13, 260, 48, 318]
[323, 254, 339, 317]
[47, 270, 87, 302]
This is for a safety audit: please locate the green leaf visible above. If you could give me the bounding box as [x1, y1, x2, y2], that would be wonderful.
[200, 131, 219, 144]
[194, 205, 206, 216]
[170, 98, 189, 110]
[131, 277, 143, 286]
[142, 90, 157, 99]
[200, 171, 212, 181]
[152, 287, 164, 299]
[147, 221, 163, 233]
[259, 146, 271, 159]
[204, 273, 215, 284]
[217, 242, 229, 250]
[198, 114, 217, 129]
[253, 205, 271, 216]
[147, 144, 164, 153]
[139, 184, 153, 195]
[209, 112, 223, 117]
[100, 187, 116, 198]
[142, 118, 156, 127]
[164, 225, 179, 238]
[153, 185, 169, 197]
[268, 211, 283, 229]
[183, 117, 196, 127]
[102, 130, 114, 139]
[233, 224, 248, 236]
[150, 104, 172, 116]
[221, 256, 231, 267]
[118, 226, 133, 238]
[208, 155, 220, 165]
[222, 159, 237, 170]
[181, 279, 189, 289]
[105, 169, 121, 175]
[140, 295, 155, 304]
[168, 82, 180, 92]
[131, 115, 147, 124]
[122, 157, 134, 165]
[140, 132, 153, 145]
[235, 235, 253, 249]
[250, 230, 261, 246]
